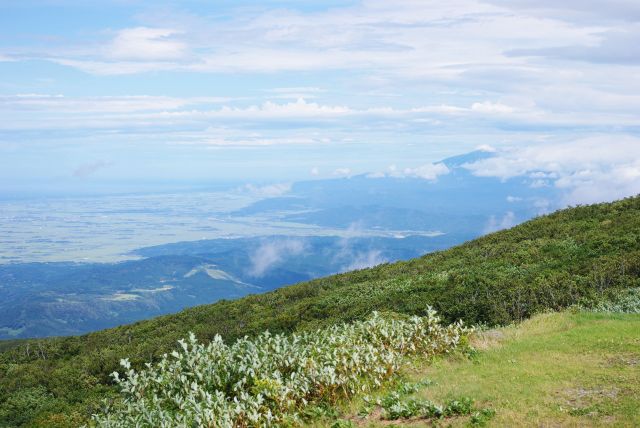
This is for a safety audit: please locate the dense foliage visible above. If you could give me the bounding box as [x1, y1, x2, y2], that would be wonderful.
[92, 309, 466, 427]
[1, 196, 640, 426]
[585, 287, 640, 313]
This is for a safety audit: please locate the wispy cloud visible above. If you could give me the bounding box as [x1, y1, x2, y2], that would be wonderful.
[107, 27, 187, 61]
[0, 94, 231, 113]
[344, 249, 387, 271]
[484, 211, 517, 234]
[248, 238, 307, 277]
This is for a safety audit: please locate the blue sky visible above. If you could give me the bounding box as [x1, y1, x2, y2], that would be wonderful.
[1, 0, 639, 201]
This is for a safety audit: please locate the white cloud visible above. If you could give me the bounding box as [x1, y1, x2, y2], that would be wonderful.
[554, 164, 640, 205]
[31, 0, 598, 80]
[476, 144, 497, 152]
[367, 162, 450, 181]
[508, 30, 640, 65]
[484, 211, 517, 234]
[402, 163, 450, 181]
[484, 0, 640, 23]
[3, 0, 640, 171]
[465, 136, 640, 204]
[240, 182, 292, 198]
[366, 171, 386, 178]
[333, 168, 352, 177]
[267, 87, 324, 94]
[211, 98, 352, 118]
[248, 238, 306, 277]
[265, 87, 325, 99]
[108, 27, 187, 61]
[471, 101, 515, 114]
[0, 94, 230, 113]
[466, 136, 640, 179]
[344, 250, 387, 271]
[52, 58, 176, 75]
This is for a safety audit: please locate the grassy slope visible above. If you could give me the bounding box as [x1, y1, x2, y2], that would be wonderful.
[347, 311, 640, 427]
[1, 197, 640, 426]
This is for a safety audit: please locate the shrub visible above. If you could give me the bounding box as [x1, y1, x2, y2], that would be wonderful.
[91, 308, 468, 427]
[585, 287, 640, 313]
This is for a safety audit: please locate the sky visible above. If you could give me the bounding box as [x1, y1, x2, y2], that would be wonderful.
[1, 0, 639, 200]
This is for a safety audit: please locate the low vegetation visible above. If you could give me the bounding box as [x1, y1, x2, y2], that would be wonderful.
[329, 310, 639, 426]
[392, 311, 640, 427]
[584, 287, 640, 314]
[1, 196, 639, 426]
[92, 309, 467, 427]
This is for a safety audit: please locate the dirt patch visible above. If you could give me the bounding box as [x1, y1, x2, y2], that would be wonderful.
[353, 408, 464, 427]
[352, 407, 383, 426]
[605, 354, 640, 368]
[562, 386, 619, 408]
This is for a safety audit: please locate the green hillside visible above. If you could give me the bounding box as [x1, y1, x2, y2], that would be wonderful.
[1, 196, 640, 426]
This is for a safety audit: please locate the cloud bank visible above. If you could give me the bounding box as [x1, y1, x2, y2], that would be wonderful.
[464, 136, 640, 205]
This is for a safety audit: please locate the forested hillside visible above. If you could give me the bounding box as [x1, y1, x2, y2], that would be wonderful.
[1, 196, 639, 426]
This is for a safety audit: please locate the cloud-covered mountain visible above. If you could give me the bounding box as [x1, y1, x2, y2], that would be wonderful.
[233, 149, 561, 240]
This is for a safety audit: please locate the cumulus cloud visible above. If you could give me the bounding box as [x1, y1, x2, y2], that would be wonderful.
[475, 144, 497, 152]
[248, 238, 306, 277]
[402, 163, 450, 181]
[0, 95, 532, 130]
[369, 162, 450, 181]
[210, 98, 352, 119]
[464, 136, 640, 205]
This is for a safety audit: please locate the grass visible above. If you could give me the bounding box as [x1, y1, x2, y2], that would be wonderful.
[344, 310, 640, 427]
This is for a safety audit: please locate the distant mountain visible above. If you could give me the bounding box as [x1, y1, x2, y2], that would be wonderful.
[0, 149, 564, 339]
[0, 235, 446, 339]
[233, 150, 560, 236]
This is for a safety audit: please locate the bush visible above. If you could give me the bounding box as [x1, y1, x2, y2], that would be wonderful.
[91, 309, 468, 427]
[585, 287, 640, 313]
